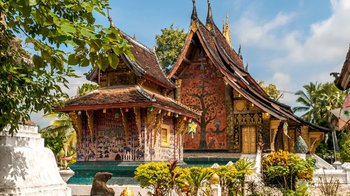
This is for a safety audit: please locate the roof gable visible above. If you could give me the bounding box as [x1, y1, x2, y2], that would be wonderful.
[87, 31, 175, 89]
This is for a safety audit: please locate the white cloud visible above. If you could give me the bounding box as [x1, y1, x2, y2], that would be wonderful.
[233, 0, 350, 107]
[234, 12, 295, 48]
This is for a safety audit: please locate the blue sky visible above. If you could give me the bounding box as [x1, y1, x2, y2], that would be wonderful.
[31, 0, 350, 127]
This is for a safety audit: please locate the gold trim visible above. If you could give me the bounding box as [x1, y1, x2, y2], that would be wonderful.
[86, 110, 94, 142]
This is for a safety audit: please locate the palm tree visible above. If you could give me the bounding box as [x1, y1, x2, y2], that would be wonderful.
[293, 82, 322, 124]
[234, 158, 255, 196]
[294, 82, 347, 127]
[184, 167, 213, 196]
[40, 113, 76, 168]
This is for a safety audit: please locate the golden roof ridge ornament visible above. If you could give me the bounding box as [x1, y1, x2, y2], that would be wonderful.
[190, 0, 198, 32]
[223, 15, 233, 48]
[206, 0, 214, 31]
[191, 0, 198, 21]
[238, 44, 243, 60]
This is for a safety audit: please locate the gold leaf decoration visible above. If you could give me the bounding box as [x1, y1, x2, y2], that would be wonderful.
[134, 107, 141, 145]
[121, 108, 129, 147]
[86, 110, 94, 142]
[154, 111, 165, 145]
[69, 111, 82, 146]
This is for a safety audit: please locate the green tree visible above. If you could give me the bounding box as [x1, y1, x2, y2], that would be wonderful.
[293, 82, 346, 127]
[0, 1, 131, 134]
[258, 81, 282, 101]
[77, 83, 99, 96]
[155, 24, 187, 71]
[40, 113, 75, 160]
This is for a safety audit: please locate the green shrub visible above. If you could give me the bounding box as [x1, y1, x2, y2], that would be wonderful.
[262, 151, 315, 191]
[134, 162, 172, 195]
[340, 138, 350, 162]
[182, 167, 213, 195]
[234, 158, 255, 195]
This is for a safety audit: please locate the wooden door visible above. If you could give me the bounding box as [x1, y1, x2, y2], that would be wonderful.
[242, 126, 257, 154]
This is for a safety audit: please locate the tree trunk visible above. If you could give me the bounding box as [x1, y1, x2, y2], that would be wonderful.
[199, 126, 207, 149]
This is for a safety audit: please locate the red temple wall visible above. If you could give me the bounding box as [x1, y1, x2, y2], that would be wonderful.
[180, 60, 227, 150]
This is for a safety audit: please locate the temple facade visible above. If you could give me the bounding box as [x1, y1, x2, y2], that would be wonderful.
[57, 29, 200, 183]
[168, 0, 328, 155]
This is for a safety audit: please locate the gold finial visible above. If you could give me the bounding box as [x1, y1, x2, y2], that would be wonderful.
[191, 0, 198, 21]
[210, 173, 220, 185]
[120, 187, 134, 196]
[206, 0, 214, 30]
[222, 15, 232, 48]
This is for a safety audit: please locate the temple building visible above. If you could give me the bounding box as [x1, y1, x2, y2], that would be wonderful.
[168, 0, 328, 158]
[334, 46, 350, 90]
[57, 28, 200, 183]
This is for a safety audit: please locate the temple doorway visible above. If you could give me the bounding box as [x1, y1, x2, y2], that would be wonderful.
[242, 126, 257, 154]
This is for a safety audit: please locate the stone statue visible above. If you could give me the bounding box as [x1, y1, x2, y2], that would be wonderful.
[90, 172, 115, 196]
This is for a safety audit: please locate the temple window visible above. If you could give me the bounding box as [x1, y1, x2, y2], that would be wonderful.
[160, 124, 171, 147]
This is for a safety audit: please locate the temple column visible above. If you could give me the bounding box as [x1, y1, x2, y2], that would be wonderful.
[283, 132, 289, 152]
[301, 126, 310, 148]
[288, 129, 296, 153]
[270, 120, 281, 151]
[225, 84, 234, 150]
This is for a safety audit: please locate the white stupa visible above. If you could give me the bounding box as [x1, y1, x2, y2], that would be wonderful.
[0, 124, 71, 195]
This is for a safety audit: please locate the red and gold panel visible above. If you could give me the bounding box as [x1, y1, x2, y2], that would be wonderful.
[180, 56, 227, 150]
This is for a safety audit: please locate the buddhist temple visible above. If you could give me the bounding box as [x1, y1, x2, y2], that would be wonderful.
[168, 0, 328, 159]
[57, 26, 200, 183]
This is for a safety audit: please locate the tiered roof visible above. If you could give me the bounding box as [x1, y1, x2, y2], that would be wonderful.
[87, 32, 175, 89]
[335, 46, 350, 90]
[168, 0, 328, 132]
[59, 24, 200, 118]
[57, 85, 199, 118]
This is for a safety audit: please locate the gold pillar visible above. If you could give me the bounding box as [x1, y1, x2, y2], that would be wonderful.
[69, 111, 82, 146]
[270, 120, 281, 151]
[86, 110, 94, 142]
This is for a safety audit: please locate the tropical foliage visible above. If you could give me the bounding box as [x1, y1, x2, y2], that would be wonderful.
[262, 151, 315, 191]
[134, 162, 171, 195]
[293, 82, 347, 127]
[155, 24, 187, 71]
[77, 83, 99, 96]
[0, 0, 131, 134]
[234, 158, 255, 195]
[134, 159, 258, 196]
[340, 137, 350, 162]
[182, 167, 213, 195]
[40, 112, 76, 168]
[258, 81, 282, 101]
